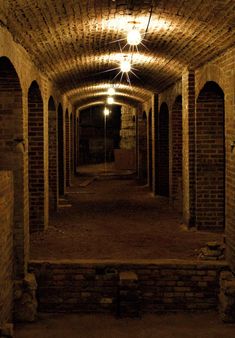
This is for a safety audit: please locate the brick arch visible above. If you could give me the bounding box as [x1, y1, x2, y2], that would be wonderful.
[48, 96, 58, 212]
[28, 80, 45, 232]
[158, 102, 169, 197]
[170, 95, 182, 210]
[196, 64, 226, 99]
[195, 81, 225, 230]
[148, 108, 153, 188]
[0, 56, 27, 280]
[58, 103, 65, 195]
[70, 113, 74, 176]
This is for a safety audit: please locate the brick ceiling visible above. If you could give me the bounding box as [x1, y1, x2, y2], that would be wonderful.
[2, 0, 235, 107]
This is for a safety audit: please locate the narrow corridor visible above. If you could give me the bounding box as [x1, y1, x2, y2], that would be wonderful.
[31, 164, 222, 261]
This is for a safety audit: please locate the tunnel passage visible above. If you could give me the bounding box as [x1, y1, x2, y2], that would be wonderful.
[28, 81, 45, 232]
[148, 108, 153, 189]
[196, 81, 225, 230]
[158, 102, 169, 197]
[139, 111, 148, 183]
[65, 109, 71, 187]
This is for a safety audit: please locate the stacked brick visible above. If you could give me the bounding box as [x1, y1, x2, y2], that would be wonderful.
[120, 106, 136, 150]
[30, 260, 228, 314]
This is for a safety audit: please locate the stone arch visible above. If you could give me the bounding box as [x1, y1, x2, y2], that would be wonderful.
[195, 81, 225, 230]
[48, 96, 58, 211]
[196, 64, 225, 100]
[65, 109, 71, 187]
[148, 108, 153, 189]
[0, 56, 27, 278]
[58, 103, 64, 196]
[158, 102, 169, 197]
[170, 95, 182, 210]
[28, 81, 45, 232]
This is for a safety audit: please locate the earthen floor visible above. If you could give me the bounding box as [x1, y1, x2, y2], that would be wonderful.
[30, 164, 223, 260]
[15, 312, 235, 338]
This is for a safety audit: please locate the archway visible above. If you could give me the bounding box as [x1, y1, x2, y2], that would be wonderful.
[48, 96, 58, 211]
[28, 81, 44, 232]
[170, 96, 182, 210]
[70, 113, 73, 176]
[0, 57, 26, 281]
[196, 81, 225, 230]
[158, 103, 169, 197]
[58, 103, 64, 195]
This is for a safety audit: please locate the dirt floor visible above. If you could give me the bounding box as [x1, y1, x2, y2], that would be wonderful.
[15, 312, 235, 338]
[30, 163, 223, 260]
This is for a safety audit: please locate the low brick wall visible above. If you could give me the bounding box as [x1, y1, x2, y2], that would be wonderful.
[0, 171, 13, 325]
[30, 259, 229, 314]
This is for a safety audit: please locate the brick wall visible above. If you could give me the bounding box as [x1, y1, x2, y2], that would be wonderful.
[28, 81, 45, 232]
[195, 82, 225, 230]
[138, 111, 147, 182]
[30, 260, 228, 314]
[48, 96, 58, 211]
[171, 96, 182, 210]
[148, 109, 153, 188]
[157, 103, 169, 197]
[0, 171, 13, 325]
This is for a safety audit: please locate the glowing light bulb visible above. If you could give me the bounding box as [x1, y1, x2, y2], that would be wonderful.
[120, 59, 131, 73]
[107, 97, 114, 105]
[127, 29, 142, 46]
[104, 107, 110, 116]
[107, 87, 115, 96]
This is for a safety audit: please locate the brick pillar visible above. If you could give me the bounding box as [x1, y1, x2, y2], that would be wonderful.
[147, 108, 153, 189]
[70, 113, 74, 178]
[182, 69, 196, 227]
[138, 111, 147, 183]
[58, 104, 65, 196]
[65, 110, 71, 187]
[152, 94, 158, 195]
[48, 97, 58, 211]
[170, 96, 183, 211]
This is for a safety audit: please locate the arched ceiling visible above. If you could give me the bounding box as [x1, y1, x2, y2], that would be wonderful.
[1, 0, 235, 107]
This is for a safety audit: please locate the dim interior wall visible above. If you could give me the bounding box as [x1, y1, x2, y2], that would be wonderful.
[0, 171, 13, 326]
[120, 106, 136, 150]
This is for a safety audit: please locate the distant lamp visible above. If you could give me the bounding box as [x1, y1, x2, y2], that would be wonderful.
[120, 59, 131, 73]
[103, 107, 110, 116]
[127, 28, 142, 46]
[107, 97, 114, 105]
[107, 87, 116, 96]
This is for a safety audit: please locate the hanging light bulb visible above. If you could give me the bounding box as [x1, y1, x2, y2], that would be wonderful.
[107, 87, 115, 96]
[104, 107, 110, 116]
[120, 59, 131, 73]
[127, 28, 142, 46]
[107, 97, 114, 105]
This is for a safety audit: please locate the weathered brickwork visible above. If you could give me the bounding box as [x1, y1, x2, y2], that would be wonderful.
[48, 96, 58, 211]
[196, 82, 225, 230]
[30, 260, 228, 314]
[28, 81, 45, 232]
[157, 103, 169, 197]
[147, 109, 153, 188]
[58, 104, 65, 196]
[137, 110, 148, 182]
[120, 106, 136, 150]
[0, 171, 13, 326]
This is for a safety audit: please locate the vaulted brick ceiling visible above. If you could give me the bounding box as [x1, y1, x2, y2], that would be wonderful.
[2, 0, 235, 107]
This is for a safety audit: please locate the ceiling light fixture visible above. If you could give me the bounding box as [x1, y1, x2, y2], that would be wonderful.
[104, 107, 110, 116]
[127, 28, 142, 46]
[107, 87, 116, 96]
[107, 97, 114, 105]
[120, 58, 131, 73]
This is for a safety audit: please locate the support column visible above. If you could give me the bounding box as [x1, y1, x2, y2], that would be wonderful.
[152, 94, 158, 195]
[182, 68, 196, 227]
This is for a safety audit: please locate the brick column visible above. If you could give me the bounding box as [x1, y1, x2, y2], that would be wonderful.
[65, 111, 71, 187]
[151, 94, 158, 195]
[182, 68, 196, 227]
[70, 113, 74, 178]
